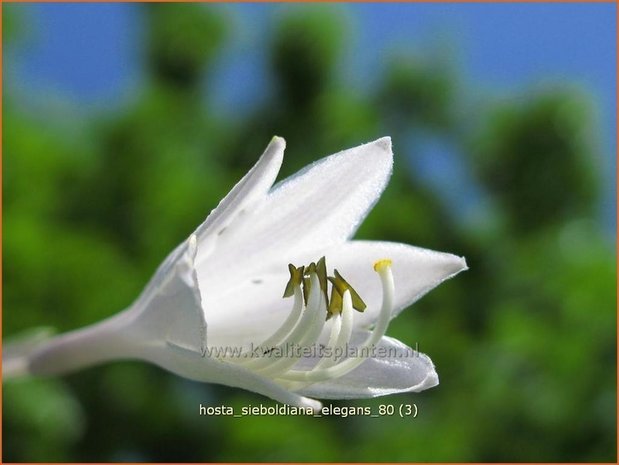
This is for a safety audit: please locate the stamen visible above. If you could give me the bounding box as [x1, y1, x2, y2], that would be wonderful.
[223, 257, 395, 390]
[278, 259, 394, 383]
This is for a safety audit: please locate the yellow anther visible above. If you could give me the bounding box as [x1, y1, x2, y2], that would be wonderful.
[316, 257, 328, 298]
[327, 285, 343, 319]
[306, 262, 316, 275]
[283, 264, 305, 298]
[302, 276, 312, 305]
[328, 270, 367, 312]
[373, 259, 392, 272]
[283, 258, 368, 316]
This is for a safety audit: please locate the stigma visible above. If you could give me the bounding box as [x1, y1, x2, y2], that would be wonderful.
[225, 256, 396, 388]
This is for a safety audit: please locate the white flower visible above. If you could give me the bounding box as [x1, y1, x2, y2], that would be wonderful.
[7, 137, 467, 410]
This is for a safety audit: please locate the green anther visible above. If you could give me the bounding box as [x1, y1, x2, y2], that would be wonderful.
[282, 259, 364, 318]
[301, 259, 330, 308]
[328, 270, 367, 312]
[316, 257, 329, 302]
[283, 264, 304, 298]
[326, 285, 343, 319]
[302, 276, 312, 305]
[303, 262, 316, 305]
[305, 262, 316, 276]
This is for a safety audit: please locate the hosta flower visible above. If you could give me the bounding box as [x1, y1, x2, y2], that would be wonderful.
[6, 137, 466, 410]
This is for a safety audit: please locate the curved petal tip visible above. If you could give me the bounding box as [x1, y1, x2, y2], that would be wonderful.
[373, 136, 392, 153]
[270, 135, 286, 150]
[451, 254, 468, 275]
[416, 366, 439, 391]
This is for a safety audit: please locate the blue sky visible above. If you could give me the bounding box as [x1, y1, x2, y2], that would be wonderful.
[5, 3, 616, 230]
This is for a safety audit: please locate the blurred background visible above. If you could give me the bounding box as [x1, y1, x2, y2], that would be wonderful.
[3, 3, 616, 462]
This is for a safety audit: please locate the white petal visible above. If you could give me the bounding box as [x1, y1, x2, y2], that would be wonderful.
[295, 334, 438, 399]
[263, 136, 393, 247]
[204, 240, 466, 348]
[197, 137, 393, 293]
[144, 343, 322, 410]
[204, 270, 292, 349]
[195, 136, 285, 262]
[131, 235, 207, 354]
[315, 240, 467, 328]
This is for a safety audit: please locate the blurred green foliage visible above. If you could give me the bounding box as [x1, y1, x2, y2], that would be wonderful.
[3, 4, 616, 462]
